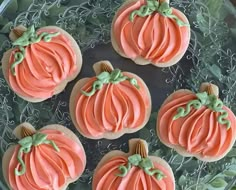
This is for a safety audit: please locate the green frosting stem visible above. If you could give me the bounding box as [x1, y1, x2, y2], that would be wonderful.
[218, 110, 231, 130]
[11, 52, 24, 76]
[209, 95, 224, 110]
[173, 100, 202, 120]
[15, 133, 59, 176]
[12, 26, 60, 47]
[11, 25, 60, 76]
[82, 81, 104, 96]
[144, 168, 165, 180]
[116, 154, 165, 180]
[81, 69, 140, 96]
[37, 32, 60, 42]
[15, 147, 27, 176]
[43, 139, 60, 152]
[116, 163, 132, 177]
[163, 13, 188, 26]
[128, 78, 140, 89]
[130, 0, 189, 27]
[173, 91, 231, 130]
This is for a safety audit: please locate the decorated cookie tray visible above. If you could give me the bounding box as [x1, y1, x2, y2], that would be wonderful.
[0, 0, 236, 189]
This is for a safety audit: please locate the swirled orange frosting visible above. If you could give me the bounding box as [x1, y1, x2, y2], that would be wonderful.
[74, 72, 151, 138]
[113, 0, 190, 64]
[157, 90, 236, 158]
[8, 28, 77, 99]
[8, 129, 86, 190]
[93, 155, 174, 190]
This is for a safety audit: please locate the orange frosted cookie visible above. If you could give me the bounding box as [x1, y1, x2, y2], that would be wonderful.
[156, 83, 236, 162]
[2, 122, 86, 190]
[111, 0, 190, 67]
[2, 25, 82, 102]
[92, 139, 175, 190]
[70, 61, 151, 139]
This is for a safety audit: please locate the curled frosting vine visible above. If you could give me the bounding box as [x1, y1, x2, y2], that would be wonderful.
[173, 92, 231, 130]
[117, 154, 165, 180]
[130, 0, 189, 26]
[11, 25, 60, 76]
[15, 133, 59, 176]
[81, 69, 140, 96]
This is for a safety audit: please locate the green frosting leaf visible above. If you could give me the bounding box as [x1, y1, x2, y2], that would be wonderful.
[128, 154, 142, 166]
[96, 72, 110, 81]
[81, 69, 140, 96]
[32, 133, 47, 146]
[18, 136, 32, 147]
[129, 0, 189, 27]
[139, 157, 153, 169]
[173, 91, 231, 129]
[110, 69, 121, 80]
[196, 92, 209, 104]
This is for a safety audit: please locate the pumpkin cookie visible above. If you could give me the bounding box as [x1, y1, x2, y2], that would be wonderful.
[70, 60, 151, 139]
[92, 139, 175, 190]
[2, 122, 86, 190]
[156, 83, 236, 162]
[2, 25, 82, 102]
[111, 0, 190, 67]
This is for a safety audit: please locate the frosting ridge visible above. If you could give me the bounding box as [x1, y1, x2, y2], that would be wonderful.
[157, 90, 236, 158]
[113, 0, 190, 64]
[93, 156, 174, 190]
[74, 72, 151, 138]
[8, 129, 86, 190]
[8, 28, 77, 99]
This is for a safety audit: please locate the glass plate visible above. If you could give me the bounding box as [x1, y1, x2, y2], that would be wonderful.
[0, 0, 236, 189]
